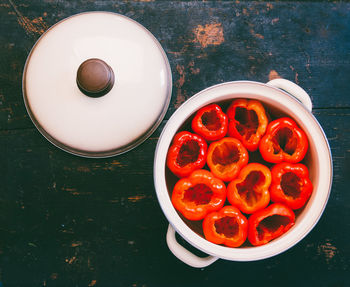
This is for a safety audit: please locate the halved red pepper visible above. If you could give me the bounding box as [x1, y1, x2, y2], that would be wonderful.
[191, 104, 228, 141]
[248, 203, 295, 246]
[167, 131, 207, 178]
[203, 206, 248, 247]
[227, 163, 271, 214]
[259, 117, 308, 163]
[270, 163, 313, 210]
[207, 137, 249, 182]
[227, 99, 268, 152]
[171, 169, 226, 220]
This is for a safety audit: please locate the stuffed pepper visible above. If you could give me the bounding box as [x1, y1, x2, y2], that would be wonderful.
[207, 137, 249, 182]
[259, 117, 308, 163]
[227, 99, 268, 152]
[167, 131, 207, 178]
[172, 169, 226, 220]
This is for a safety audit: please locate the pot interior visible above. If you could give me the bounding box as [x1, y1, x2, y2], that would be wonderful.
[165, 95, 318, 248]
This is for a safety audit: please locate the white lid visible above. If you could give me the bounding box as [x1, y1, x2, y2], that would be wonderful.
[23, 12, 172, 157]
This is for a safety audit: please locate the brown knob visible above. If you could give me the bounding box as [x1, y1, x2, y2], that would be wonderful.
[76, 58, 115, 97]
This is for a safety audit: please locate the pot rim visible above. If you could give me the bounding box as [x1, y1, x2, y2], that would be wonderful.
[154, 80, 332, 261]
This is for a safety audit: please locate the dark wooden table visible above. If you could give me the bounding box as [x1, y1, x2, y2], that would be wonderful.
[1, 1, 349, 286]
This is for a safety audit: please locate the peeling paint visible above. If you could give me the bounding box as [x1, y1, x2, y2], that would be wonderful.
[62, 187, 77, 192]
[295, 72, 299, 84]
[193, 23, 224, 48]
[71, 241, 82, 247]
[271, 18, 279, 24]
[65, 256, 77, 264]
[318, 239, 337, 263]
[17, 16, 48, 36]
[269, 70, 282, 81]
[77, 166, 91, 172]
[266, 3, 274, 10]
[175, 64, 186, 108]
[290, 65, 299, 84]
[305, 52, 312, 75]
[189, 60, 200, 75]
[167, 51, 182, 56]
[250, 29, 264, 39]
[196, 52, 208, 59]
[111, 160, 124, 166]
[9, 0, 48, 37]
[128, 195, 147, 202]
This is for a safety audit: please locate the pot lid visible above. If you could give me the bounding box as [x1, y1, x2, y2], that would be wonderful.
[23, 12, 172, 157]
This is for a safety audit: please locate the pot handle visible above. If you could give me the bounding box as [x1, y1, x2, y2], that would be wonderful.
[266, 79, 312, 112]
[166, 224, 218, 268]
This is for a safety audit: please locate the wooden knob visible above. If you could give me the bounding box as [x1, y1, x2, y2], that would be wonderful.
[76, 58, 115, 97]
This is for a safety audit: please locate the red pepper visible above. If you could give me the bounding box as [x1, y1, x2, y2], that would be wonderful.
[171, 169, 226, 220]
[270, 163, 313, 210]
[167, 131, 207, 178]
[207, 137, 249, 182]
[259, 117, 308, 163]
[227, 163, 271, 214]
[191, 104, 228, 141]
[248, 203, 295, 246]
[203, 206, 248, 247]
[227, 99, 268, 152]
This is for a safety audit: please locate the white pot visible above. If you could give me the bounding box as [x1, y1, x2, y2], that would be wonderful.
[154, 79, 332, 268]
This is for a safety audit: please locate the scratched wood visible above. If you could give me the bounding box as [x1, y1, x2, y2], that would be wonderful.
[0, 1, 349, 286]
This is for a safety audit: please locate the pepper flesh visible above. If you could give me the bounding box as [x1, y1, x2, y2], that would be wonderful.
[259, 117, 308, 163]
[207, 137, 249, 182]
[203, 205, 248, 247]
[248, 203, 295, 246]
[172, 169, 226, 220]
[227, 163, 271, 214]
[191, 104, 228, 141]
[270, 163, 313, 210]
[167, 131, 207, 178]
[227, 99, 268, 152]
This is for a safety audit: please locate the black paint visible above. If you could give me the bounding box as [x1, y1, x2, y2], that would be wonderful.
[0, 1, 349, 286]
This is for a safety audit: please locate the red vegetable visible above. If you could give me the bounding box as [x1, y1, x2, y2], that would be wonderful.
[227, 163, 271, 214]
[203, 206, 248, 247]
[167, 131, 207, 178]
[248, 203, 295, 246]
[270, 163, 313, 210]
[259, 117, 308, 163]
[191, 104, 228, 141]
[207, 137, 249, 182]
[227, 99, 268, 151]
[171, 169, 226, 220]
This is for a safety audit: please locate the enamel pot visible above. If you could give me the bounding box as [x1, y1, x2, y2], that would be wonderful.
[154, 79, 332, 268]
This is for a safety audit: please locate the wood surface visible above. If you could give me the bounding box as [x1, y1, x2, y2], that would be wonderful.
[0, 0, 349, 286]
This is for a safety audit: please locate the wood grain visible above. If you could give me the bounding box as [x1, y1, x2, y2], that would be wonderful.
[0, 1, 349, 286]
